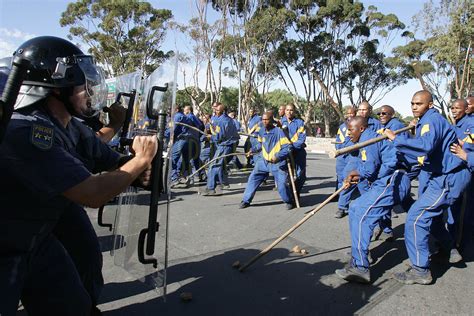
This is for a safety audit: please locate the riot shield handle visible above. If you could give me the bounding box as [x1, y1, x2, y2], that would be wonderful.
[146, 84, 168, 120]
[97, 205, 113, 231]
[0, 56, 30, 143]
[138, 224, 159, 268]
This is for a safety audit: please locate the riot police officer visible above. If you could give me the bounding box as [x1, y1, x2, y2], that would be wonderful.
[0, 36, 157, 316]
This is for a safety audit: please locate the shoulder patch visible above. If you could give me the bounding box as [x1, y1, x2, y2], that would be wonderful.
[31, 124, 54, 150]
[420, 124, 430, 136]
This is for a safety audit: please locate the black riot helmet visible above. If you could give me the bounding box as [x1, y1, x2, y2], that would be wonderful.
[13, 36, 107, 117]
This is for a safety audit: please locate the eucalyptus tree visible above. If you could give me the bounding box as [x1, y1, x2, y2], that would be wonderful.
[60, 0, 173, 77]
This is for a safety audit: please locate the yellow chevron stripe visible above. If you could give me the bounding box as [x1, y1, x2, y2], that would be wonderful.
[417, 156, 425, 165]
[420, 124, 430, 136]
[463, 134, 474, 144]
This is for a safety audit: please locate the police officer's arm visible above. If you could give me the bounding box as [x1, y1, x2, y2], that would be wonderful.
[96, 102, 126, 143]
[63, 135, 157, 208]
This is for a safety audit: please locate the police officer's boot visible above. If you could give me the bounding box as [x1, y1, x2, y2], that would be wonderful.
[335, 264, 370, 284]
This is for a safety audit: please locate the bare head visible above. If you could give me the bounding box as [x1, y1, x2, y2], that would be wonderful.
[278, 104, 286, 117]
[347, 116, 368, 143]
[212, 102, 224, 116]
[377, 105, 395, 125]
[357, 101, 372, 118]
[411, 90, 433, 118]
[450, 99, 468, 121]
[466, 96, 474, 115]
[183, 105, 192, 115]
[345, 106, 356, 120]
[285, 103, 296, 120]
[261, 111, 274, 129]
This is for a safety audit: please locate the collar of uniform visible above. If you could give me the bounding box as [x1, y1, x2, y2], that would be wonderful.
[455, 114, 467, 128]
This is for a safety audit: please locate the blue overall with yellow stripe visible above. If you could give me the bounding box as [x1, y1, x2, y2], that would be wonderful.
[393, 108, 470, 269]
[335, 121, 355, 211]
[449, 114, 474, 247]
[207, 113, 239, 190]
[281, 116, 306, 194]
[242, 126, 292, 204]
[347, 129, 411, 269]
[245, 114, 261, 166]
[374, 118, 408, 234]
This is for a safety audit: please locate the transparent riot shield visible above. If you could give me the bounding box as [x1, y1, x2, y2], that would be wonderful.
[111, 58, 177, 299]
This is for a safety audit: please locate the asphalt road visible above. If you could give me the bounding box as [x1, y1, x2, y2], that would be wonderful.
[88, 154, 474, 315]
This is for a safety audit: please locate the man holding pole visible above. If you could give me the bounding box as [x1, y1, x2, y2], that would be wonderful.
[201, 102, 239, 196]
[335, 116, 411, 283]
[281, 103, 306, 197]
[335, 106, 356, 218]
[239, 112, 295, 210]
[384, 90, 470, 285]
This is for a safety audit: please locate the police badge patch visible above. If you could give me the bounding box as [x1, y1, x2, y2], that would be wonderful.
[31, 124, 54, 150]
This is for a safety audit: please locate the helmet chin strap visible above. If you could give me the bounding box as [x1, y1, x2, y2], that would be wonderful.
[50, 87, 87, 118]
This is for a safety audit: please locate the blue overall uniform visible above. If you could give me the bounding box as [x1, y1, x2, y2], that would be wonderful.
[448, 115, 474, 247]
[393, 108, 470, 269]
[245, 114, 261, 166]
[170, 111, 190, 182]
[281, 116, 306, 194]
[0, 109, 121, 315]
[207, 113, 239, 190]
[242, 126, 292, 204]
[376, 118, 407, 234]
[348, 129, 411, 269]
[185, 112, 204, 174]
[335, 121, 355, 211]
[229, 118, 243, 169]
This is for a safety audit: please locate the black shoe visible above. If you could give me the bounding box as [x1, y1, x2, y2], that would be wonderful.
[239, 201, 250, 209]
[393, 266, 432, 285]
[335, 264, 370, 284]
[335, 209, 346, 218]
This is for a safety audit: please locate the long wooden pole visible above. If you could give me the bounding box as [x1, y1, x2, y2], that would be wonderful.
[239, 186, 345, 272]
[287, 159, 300, 208]
[328, 125, 414, 158]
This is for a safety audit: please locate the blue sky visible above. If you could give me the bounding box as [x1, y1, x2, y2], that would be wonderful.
[0, 0, 430, 117]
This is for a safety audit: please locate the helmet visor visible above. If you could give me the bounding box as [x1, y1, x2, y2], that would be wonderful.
[76, 56, 107, 115]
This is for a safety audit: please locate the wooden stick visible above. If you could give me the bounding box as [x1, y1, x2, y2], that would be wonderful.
[328, 125, 414, 158]
[175, 122, 206, 135]
[185, 152, 247, 181]
[287, 159, 300, 208]
[239, 186, 345, 272]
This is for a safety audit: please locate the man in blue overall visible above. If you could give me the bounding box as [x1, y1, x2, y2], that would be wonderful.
[281, 103, 306, 197]
[0, 36, 157, 315]
[335, 106, 356, 218]
[239, 112, 294, 210]
[371, 105, 408, 241]
[335, 116, 411, 283]
[228, 110, 244, 170]
[170, 105, 191, 187]
[336, 101, 380, 218]
[384, 90, 470, 285]
[184, 104, 204, 179]
[245, 107, 261, 168]
[443, 99, 474, 254]
[201, 102, 239, 196]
